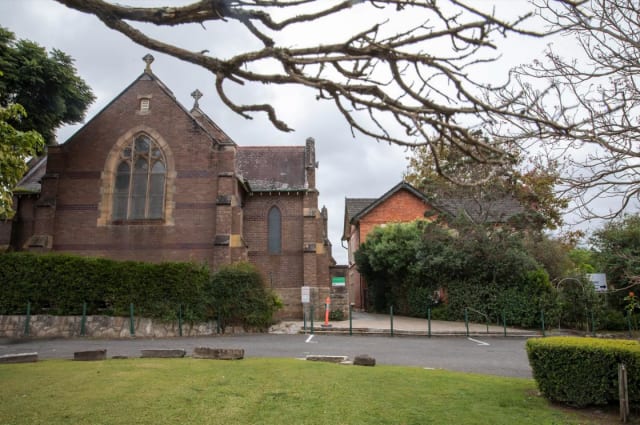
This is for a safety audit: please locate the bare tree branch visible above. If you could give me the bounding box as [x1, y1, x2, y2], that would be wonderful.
[53, 0, 560, 171]
[485, 0, 640, 220]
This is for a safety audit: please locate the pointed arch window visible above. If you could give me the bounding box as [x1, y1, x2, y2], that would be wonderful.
[268, 206, 282, 254]
[112, 134, 166, 221]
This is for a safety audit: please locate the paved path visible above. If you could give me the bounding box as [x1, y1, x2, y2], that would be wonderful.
[271, 311, 540, 337]
[0, 313, 539, 377]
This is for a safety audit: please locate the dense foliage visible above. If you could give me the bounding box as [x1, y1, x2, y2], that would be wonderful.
[0, 27, 94, 216]
[0, 27, 94, 144]
[404, 143, 567, 230]
[355, 220, 554, 327]
[527, 337, 640, 408]
[0, 253, 209, 321]
[0, 102, 44, 217]
[205, 262, 282, 331]
[591, 214, 640, 311]
[0, 253, 281, 329]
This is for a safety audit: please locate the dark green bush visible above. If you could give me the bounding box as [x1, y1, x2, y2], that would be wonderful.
[356, 220, 556, 327]
[205, 262, 282, 332]
[526, 337, 640, 407]
[0, 252, 209, 321]
[0, 254, 285, 329]
[600, 309, 630, 331]
[329, 309, 345, 321]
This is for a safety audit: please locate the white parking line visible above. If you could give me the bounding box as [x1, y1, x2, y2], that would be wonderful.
[467, 337, 490, 346]
[305, 335, 315, 343]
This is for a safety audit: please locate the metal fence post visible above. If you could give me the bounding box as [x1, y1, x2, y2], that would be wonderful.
[390, 305, 394, 337]
[627, 311, 633, 338]
[24, 301, 31, 337]
[178, 304, 183, 337]
[349, 304, 353, 336]
[502, 310, 507, 337]
[541, 310, 546, 337]
[303, 306, 307, 333]
[464, 308, 469, 337]
[427, 306, 431, 338]
[310, 304, 314, 334]
[129, 303, 135, 336]
[80, 301, 87, 337]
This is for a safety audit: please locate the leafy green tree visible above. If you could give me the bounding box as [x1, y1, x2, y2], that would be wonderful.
[354, 221, 428, 312]
[355, 218, 554, 327]
[567, 248, 596, 275]
[404, 141, 568, 230]
[523, 234, 574, 284]
[0, 102, 44, 217]
[0, 27, 94, 144]
[591, 215, 640, 310]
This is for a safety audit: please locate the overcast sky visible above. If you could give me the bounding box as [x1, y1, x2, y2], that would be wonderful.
[1, 0, 558, 264]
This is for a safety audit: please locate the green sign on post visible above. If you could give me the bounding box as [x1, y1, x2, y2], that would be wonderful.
[331, 277, 346, 287]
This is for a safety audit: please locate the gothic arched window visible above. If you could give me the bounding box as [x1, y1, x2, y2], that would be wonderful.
[112, 134, 166, 221]
[268, 206, 282, 254]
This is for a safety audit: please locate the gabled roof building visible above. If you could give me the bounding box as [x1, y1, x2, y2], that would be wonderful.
[1, 55, 334, 318]
[342, 181, 526, 309]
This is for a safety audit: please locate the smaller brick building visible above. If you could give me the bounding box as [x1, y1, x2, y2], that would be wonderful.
[343, 181, 525, 310]
[343, 182, 433, 309]
[1, 55, 335, 318]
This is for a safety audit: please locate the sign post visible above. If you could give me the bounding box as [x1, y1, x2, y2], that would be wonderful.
[301, 286, 310, 333]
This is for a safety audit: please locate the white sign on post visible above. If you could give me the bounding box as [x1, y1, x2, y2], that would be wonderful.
[301, 286, 311, 304]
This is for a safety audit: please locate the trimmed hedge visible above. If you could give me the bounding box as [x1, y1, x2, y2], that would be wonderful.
[0, 253, 283, 329]
[526, 337, 640, 407]
[0, 252, 210, 321]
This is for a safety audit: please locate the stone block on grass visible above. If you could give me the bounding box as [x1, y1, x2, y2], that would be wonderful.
[0, 352, 38, 364]
[192, 347, 244, 360]
[306, 355, 348, 363]
[353, 354, 376, 366]
[73, 349, 107, 361]
[140, 349, 186, 358]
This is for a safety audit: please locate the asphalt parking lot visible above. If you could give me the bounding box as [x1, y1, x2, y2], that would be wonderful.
[0, 333, 532, 378]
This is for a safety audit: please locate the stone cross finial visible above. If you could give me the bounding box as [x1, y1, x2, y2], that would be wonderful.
[191, 89, 203, 109]
[143, 54, 155, 72]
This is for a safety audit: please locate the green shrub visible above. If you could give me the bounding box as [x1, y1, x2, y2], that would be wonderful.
[329, 309, 345, 321]
[526, 337, 640, 407]
[0, 252, 209, 321]
[600, 309, 630, 331]
[205, 262, 282, 331]
[429, 305, 450, 321]
[0, 254, 285, 329]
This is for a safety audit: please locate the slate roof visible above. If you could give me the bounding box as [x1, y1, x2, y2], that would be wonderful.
[15, 156, 47, 194]
[435, 196, 525, 224]
[342, 181, 527, 240]
[236, 146, 307, 191]
[344, 198, 377, 224]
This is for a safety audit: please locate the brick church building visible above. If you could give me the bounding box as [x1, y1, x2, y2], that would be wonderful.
[0, 55, 334, 318]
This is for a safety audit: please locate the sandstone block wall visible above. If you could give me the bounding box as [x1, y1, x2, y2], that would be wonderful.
[0, 314, 254, 338]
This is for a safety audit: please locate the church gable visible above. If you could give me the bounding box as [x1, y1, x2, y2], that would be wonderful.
[58, 59, 219, 171]
[7, 55, 334, 320]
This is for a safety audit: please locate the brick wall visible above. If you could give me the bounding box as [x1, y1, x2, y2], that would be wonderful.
[10, 72, 333, 320]
[359, 190, 433, 243]
[31, 76, 223, 267]
[348, 188, 433, 310]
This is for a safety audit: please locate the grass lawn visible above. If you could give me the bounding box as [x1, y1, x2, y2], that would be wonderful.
[0, 358, 629, 425]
